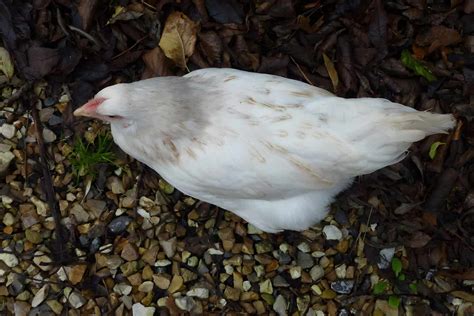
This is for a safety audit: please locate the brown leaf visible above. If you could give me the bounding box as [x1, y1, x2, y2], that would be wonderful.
[198, 31, 223, 66]
[323, 53, 339, 91]
[77, 0, 99, 31]
[205, 0, 244, 24]
[368, 0, 388, 59]
[27, 46, 59, 78]
[415, 26, 462, 53]
[406, 231, 431, 248]
[142, 47, 174, 79]
[158, 12, 199, 69]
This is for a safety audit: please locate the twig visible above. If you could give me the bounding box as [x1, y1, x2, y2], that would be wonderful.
[112, 35, 148, 60]
[290, 56, 315, 86]
[31, 102, 71, 265]
[68, 25, 101, 48]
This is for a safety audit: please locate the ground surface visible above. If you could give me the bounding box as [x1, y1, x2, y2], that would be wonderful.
[0, 0, 473, 315]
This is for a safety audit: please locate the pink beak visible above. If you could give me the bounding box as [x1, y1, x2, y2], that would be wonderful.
[73, 98, 107, 118]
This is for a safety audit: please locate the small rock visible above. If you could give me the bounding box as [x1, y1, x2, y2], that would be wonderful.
[323, 225, 343, 240]
[132, 303, 155, 316]
[106, 255, 123, 270]
[297, 252, 314, 269]
[30, 197, 48, 216]
[42, 128, 56, 143]
[159, 237, 177, 258]
[0, 123, 16, 139]
[67, 291, 86, 308]
[108, 216, 132, 234]
[31, 284, 49, 308]
[255, 241, 273, 254]
[107, 176, 125, 194]
[2, 212, 14, 226]
[259, 279, 273, 294]
[378, 248, 396, 269]
[139, 196, 155, 209]
[65, 265, 87, 285]
[174, 296, 195, 312]
[46, 300, 63, 314]
[13, 301, 31, 316]
[243, 280, 252, 291]
[187, 288, 209, 299]
[224, 286, 241, 301]
[70, 204, 90, 223]
[297, 242, 311, 253]
[85, 199, 106, 218]
[0, 252, 19, 267]
[39, 107, 55, 122]
[289, 266, 302, 279]
[321, 289, 337, 299]
[113, 283, 132, 295]
[0, 151, 14, 174]
[273, 275, 289, 287]
[33, 251, 53, 271]
[310, 265, 325, 281]
[331, 280, 354, 294]
[121, 243, 139, 261]
[138, 281, 154, 292]
[273, 294, 287, 316]
[168, 275, 183, 293]
[297, 295, 310, 313]
[25, 229, 42, 244]
[187, 256, 198, 267]
[335, 264, 347, 279]
[208, 248, 224, 255]
[153, 275, 171, 290]
[48, 115, 62, 126]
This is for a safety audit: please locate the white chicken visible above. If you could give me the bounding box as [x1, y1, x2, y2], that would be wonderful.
[74, 68, 455, 233]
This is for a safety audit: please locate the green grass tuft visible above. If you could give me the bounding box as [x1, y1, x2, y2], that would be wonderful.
[70, 132, 116, 179]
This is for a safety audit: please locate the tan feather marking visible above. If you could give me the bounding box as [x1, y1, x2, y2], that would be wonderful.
[250, 146, 266, 163]
[192, 137, 207, 148]
[224, 75, 237, 82]
[277, 130, 288, 137]
[272, 114, 292, 122]
[186, 147, 197, 159]
[263, 88, 271, 94]
[262, 141, 333, 185]
[288, 157, 333, 185]
[262, 141, 289, 154]
[245, 97, 286, 112]
[163, 139, 179, 160]
[291, 90, 313, 97]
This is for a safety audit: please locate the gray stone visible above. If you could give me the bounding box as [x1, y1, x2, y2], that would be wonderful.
[331, 280, 354, 294]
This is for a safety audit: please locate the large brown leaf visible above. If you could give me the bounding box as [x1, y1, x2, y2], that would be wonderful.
[158, 12, 199, 69]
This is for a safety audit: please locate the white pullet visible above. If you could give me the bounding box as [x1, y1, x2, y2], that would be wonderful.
[74, 68, 455, 233]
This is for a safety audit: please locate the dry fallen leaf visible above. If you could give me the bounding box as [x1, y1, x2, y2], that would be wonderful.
[323, 53, 339, 91]
[159, 12, 199, 69]
[0, 47, 14, 79]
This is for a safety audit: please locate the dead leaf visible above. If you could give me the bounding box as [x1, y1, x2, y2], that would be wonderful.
[415, 26, 462, 54]
[77, 0, 99, 31]
[142, 47, 174, 79]
[0, 47, 14, 79]
[323, 53, 339, 91]
[205, 0, 244, 24]
[198, 31, 223, 66]
[159, 12, 199, 69]
[406, 231, 431, 248]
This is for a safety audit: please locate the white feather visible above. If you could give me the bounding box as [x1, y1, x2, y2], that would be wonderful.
[93, 68, 455, 232]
